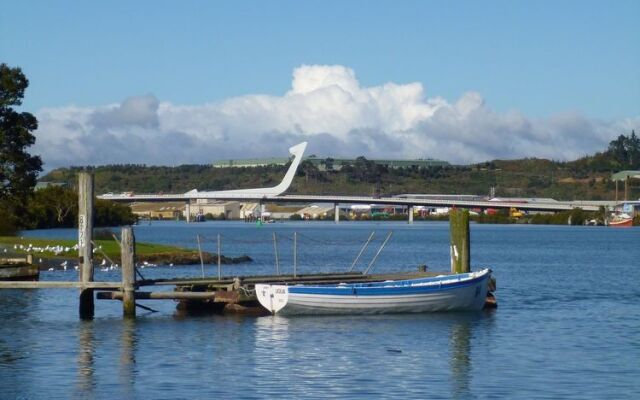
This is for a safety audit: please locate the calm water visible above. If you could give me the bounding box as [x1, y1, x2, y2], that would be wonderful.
[1, 221, 639, 399]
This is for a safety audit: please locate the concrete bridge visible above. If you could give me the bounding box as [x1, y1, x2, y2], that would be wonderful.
[99, 192, 609, 223]
[96, 141, 612, 222]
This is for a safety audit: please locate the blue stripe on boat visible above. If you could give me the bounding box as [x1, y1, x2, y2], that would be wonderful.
[288, 270, 489, 296]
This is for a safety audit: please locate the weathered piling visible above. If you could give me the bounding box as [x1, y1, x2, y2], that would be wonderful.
[449, 208, 470, 273]
[121, 226, 136, 318]
[78, 172, 95, 319]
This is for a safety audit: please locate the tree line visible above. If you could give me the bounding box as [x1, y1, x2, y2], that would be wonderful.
[0, 64, 134, 234]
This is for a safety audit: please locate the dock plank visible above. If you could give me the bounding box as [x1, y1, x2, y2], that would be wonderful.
[0, 281, 122, 289]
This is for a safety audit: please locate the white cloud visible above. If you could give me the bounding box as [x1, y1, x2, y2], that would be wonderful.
[33, 64, 639, 170]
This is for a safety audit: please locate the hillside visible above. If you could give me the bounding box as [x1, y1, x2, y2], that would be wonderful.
[40, 132, 640, 201]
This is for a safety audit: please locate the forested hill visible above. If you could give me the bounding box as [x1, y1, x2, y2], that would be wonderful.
[41, 131, 640, 201]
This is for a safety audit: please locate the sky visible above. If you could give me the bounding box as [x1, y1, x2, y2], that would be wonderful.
[1, 0, 639, 170]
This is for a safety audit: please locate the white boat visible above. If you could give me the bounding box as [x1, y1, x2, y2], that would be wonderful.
[256, 268, 492, 315]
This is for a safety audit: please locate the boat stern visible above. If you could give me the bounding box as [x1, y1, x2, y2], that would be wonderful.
[256, 284, 289, 314]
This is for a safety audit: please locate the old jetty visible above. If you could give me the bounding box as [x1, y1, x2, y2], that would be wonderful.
[0, 255, 39, 281]
[0, 172, 496, 319]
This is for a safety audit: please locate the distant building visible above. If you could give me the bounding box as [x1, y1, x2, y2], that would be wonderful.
[296, 204, 335, 219]
[130, 202, 183, 220]
[240, 203, 259, 219]
[212, 156, 449, 170]
[192, 200, 241, 220]
[212, 157, 290, 168]
[306, 157, 449, 171]
[35, 182, 67, 190]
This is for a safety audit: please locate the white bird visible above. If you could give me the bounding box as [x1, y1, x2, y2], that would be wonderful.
[48, 267, 54, 271]
[100, 259, 107, 266]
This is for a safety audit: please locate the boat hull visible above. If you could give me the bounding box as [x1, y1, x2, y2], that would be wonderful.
[256, 269, 491, 315]
[609, 218, 633, 227]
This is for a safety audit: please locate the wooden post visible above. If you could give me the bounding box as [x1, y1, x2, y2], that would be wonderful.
[293, 232, 297, 278]
[121, 226, 136, 318]
[78, 172, 95, 319]
[217, 233, 222, 280]
[197, 234, 204, 278]
[273, 232, 280, 275]
[449, 209, 470, 274]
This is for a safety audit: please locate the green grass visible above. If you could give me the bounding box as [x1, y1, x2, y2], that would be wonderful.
[0, 236, 200, 261]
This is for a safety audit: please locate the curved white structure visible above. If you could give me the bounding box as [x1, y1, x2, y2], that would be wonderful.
[185, 142, 307, 199]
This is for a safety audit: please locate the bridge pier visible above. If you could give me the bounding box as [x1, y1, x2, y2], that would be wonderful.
[334, 203, 340, 223]
[408, 205, 414, 224]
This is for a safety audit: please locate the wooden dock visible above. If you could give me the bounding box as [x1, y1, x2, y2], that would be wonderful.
[96, 270, 449, 314]
[0, 256, 39, 281]
[0, 173, 497, 319]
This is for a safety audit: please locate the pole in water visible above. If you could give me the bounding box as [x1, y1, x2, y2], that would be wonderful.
[273, 232, 280, 275]
[348, 231, 375, 272]
[78, 171, 95, 319]
[363, 231, 393, 275]
[196, 234, 205, 278]
[121, 226, 136, 319]
[293, 232, 297, 278]
[449, 208, 470, 274]
[217, 233, 222, 280]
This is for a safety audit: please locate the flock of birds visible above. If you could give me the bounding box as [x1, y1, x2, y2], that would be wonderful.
[8, 242, 173, 272]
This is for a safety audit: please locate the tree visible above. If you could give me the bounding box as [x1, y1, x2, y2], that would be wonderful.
[607, 130, 640, 169]
[626, 130, 639, 168]
[0, 64, 43, 232]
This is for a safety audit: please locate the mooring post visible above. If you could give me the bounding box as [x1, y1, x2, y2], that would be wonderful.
[121, 226, 136, 319]
[217, 233, 222, 280]
[78, 172, 95, 319]
[449, 209, 470, 274]
[408, 205, 414, 224]
[196, 234, 204, 278]
[293, 232, 297, 278]
[273, 232, 280, 275]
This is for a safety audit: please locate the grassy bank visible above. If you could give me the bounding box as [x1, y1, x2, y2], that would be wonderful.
[0, 236, 207, 266]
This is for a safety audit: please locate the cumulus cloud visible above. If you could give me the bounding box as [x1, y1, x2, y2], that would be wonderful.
[33, 64, 638, 170]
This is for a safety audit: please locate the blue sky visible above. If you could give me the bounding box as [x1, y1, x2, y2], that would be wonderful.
[1, 1, 639, 168]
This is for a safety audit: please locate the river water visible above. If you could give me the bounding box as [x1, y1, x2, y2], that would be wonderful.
[1, 221, 638, 399]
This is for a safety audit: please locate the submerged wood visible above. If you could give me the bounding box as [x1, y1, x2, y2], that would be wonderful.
[0, 262, 39, 281]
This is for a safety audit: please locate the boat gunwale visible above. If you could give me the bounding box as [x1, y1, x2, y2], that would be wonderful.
[285, 269, 491, 296]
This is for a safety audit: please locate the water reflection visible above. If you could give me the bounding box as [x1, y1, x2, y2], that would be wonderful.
[252, 312, 494, 398]
[450, 319, 471, 398]
[119, 319, 137, 397]
[76, 320, 95, 395]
